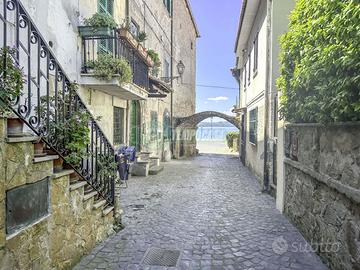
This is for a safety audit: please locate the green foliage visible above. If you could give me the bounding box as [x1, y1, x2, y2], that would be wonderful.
[0, 47, 25, 115]
[57, 111, 91, 166]
[147, 49, 161, 76]
[88, 54, 132, 83]
[226, 132, 239, 149]
[98, 154, 118, 179]
[137, 31, 147, 42]
[84, 13, 117, 28]
[147, 49, 160, 64]
[277, 0, 360, 123]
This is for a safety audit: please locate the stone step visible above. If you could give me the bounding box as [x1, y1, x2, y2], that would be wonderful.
[83, 191, 98, 202]
[52, 169, 74, 179]
[33, 155, 59, 164]
[130, 161, 150, 176]
[149, 165, 164, 175]
[93, 199, 107, 210]
[6, 135, 39, 143]
[69, 181, 87, 191]
[102, 206, 114, 217]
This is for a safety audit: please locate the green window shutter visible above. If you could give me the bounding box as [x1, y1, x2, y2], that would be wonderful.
[249, 108, 258, 144]
[150, 112, 158, 141]
[98, 0, 113, 15]
[97, 0, 114, 54]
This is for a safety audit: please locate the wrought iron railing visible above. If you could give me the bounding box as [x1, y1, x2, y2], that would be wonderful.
[82, 35, 150, 90]
[0, 0, 115, 205]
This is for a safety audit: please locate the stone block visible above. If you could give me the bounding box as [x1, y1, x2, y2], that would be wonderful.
[149, 156, 160, 167]
[130, 162, 150, 176]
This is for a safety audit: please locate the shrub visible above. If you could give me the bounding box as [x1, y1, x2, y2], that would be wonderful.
[277, 0, 360, 123]
[84, 13, 117, 29]
[89, 54, 133, 83]
[226, 132, 239, 149]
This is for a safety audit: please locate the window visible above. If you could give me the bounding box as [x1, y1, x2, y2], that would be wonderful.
[253, 34, 259, 76]
[249, 108, 258, 144]
[163, 59, 170, 83]
[163, 0, 172, 14]
[150, 111, 158, 141]
[244, 64, 247, 89]
[129, 19, 139, 37]
[163, 111, 171, 141]
[248, 53, 251, 85]
[113, 107, 125, 145]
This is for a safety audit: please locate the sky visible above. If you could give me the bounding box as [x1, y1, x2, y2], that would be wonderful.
[189, 0, 242, 120]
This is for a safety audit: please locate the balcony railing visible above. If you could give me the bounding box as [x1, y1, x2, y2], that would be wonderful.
[81, 33, 150, 90]
[1, 0, 115, 205]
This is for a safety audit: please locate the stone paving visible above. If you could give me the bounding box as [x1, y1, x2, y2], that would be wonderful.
[74, 154, 328, 270]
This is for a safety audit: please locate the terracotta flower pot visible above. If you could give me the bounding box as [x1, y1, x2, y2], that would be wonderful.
[53, 158, 64, 173]
[33, 141, 46, 157]
[70, 172, 80, 182]
[7, 118, 23, 136]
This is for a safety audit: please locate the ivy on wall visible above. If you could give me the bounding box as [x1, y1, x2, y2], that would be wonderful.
[277, 0, 360, 123]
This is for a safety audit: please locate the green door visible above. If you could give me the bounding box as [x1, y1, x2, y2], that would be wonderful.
[130, 101, 141, 151]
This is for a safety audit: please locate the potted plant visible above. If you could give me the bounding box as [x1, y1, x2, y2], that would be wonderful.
[0, 47, 26, 135]
[33, 139, 46, 157]
[118, 23, 139, 48]
[88, 54, 133, 84]
[147, 49, 161, 77]
[79, 13, 117, 38]
[136, 31, 147, 43]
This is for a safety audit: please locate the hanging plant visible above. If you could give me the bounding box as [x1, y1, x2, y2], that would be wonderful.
[88, 54, 133, 83]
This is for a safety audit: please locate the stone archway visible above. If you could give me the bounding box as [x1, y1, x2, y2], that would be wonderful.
[172, 111, 240, 159]
[175, 111, 240, 129]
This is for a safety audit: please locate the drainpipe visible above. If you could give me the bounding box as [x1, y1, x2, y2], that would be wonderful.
[125, 0, 129, 22]
[170, 1, 174, 156]
[263, 0, 272, 192]
[113, 0, 131, 231]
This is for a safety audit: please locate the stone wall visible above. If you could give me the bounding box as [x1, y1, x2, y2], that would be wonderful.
[0, 119, 114, 270]
[284, 123, 360, 270]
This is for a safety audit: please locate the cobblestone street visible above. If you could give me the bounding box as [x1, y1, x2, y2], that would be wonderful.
[74, 154, 328, 270]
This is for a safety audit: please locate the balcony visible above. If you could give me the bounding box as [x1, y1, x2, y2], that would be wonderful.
[80, 30, 154, 100]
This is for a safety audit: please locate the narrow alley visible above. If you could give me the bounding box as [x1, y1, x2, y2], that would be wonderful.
[74, 154, 327, 270]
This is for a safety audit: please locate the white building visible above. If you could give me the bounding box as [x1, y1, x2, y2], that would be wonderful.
[233, 0, 295, 211]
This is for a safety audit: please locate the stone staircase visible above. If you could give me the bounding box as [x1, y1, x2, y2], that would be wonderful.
[0, 118, 114, 269]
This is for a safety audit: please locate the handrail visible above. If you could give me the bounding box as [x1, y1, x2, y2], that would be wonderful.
[1, 0, 115, 205]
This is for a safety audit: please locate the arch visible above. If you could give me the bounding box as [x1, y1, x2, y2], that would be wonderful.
[175, 111, 240, 129]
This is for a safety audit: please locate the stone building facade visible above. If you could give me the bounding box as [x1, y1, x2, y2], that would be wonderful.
[16, 0, 198, 159]
[0, 0, 198, 268]
[232, 0, 295, 204]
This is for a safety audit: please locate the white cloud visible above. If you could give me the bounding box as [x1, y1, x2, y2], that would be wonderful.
[207, 96, 229, 102]
[204, 101, 208, 104]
